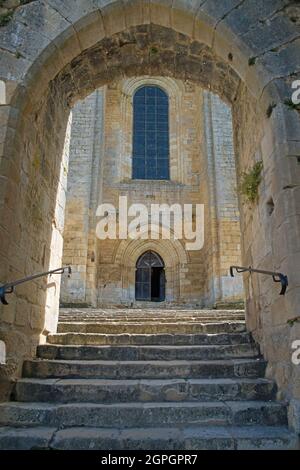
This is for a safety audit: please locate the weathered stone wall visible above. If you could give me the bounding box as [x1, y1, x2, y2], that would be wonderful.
[60, 89, 104, 307]
[203, 91, 243, 306]
[61, 78, 242, 308]
[233, 81, 300, 430]
[98, 78, 207, 307]
[0, 79, 71, 396]
[44, 111, 72, 336]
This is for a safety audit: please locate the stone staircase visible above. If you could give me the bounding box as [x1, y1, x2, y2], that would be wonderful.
[0, 308, 297, 450]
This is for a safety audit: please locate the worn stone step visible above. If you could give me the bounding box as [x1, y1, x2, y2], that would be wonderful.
[58, 316, 246, 323]
[13, 378, 276, 403]
[37, 344, 258, 361]
[47, 332, 252, 346]
[58, 318, 246, 324]
[24, 358, 267, 380]
[0, 401, 288, 428]
[0, 425, 296, 450]
[59, 309, 245, 318]
[59, 310, 245, 314]
[57, 321, 246, 334]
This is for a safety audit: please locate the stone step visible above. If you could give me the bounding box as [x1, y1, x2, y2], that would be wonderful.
[37, 344, 259, 361]
[13, 378, 276, 403]
[0, 425, 296, 450]
[59, 315, 246, 320]
[47, 332, 252, 346]
[0, 401, 288, 428]
[58, 319, 246, 326]
[57, 321, 246, 334]
[58, 313, 246, 319]
[23, 358, 267, 380]
[59, 308, 245, 316]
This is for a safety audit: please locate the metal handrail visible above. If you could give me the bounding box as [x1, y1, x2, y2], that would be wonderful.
[230, 265, 288, 296]
[0, 266, 72, 305]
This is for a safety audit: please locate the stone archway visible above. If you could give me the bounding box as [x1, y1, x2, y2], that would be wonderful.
[113, 225, 189, 305]
[0, 1, 299, 421]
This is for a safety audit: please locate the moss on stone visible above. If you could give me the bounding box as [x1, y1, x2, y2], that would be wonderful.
[150, 46, 159, 55]
[239, 161, 263, 204]
[288, 317, 300, 327]
[284, 98, 300, 111]
[0, 1, 35, 28]
[32, 153, 41, 171]
[0, 9, 13, 26]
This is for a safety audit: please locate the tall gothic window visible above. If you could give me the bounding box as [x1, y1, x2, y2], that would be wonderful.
[132, 86, 170, 180]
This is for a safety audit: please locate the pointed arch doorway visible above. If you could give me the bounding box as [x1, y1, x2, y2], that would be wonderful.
[135, 251, 166, 302]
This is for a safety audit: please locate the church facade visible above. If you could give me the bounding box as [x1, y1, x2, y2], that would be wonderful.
[60, 78, 243, 308]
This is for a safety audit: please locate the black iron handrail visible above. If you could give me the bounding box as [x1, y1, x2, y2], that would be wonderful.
[0, 266, 72, 305]
[230, 265, 288, 296]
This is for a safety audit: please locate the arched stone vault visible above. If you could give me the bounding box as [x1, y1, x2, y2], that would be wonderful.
[0, 0, 300, 426]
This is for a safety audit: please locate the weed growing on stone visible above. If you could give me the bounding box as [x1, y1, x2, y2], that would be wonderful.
[0, 10, 13, 27]
[239, 161, 263, 204]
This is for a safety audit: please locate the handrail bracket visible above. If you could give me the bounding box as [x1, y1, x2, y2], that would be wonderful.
[230, 265, 288, 296]
[0, 266, 72, 305]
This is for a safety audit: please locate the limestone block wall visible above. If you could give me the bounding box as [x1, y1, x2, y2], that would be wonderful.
[61, 77, 243, 307]
[98, 78, 205, 306]
[85, 90, 105, 307]
[203, 91, 243, 306]
[231, 81, 300, 430]
[60, 90, 104, 306]
[44, 112, 72, 336]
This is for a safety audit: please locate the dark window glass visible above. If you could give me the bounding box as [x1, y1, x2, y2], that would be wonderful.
[132, 86, 170, 180]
